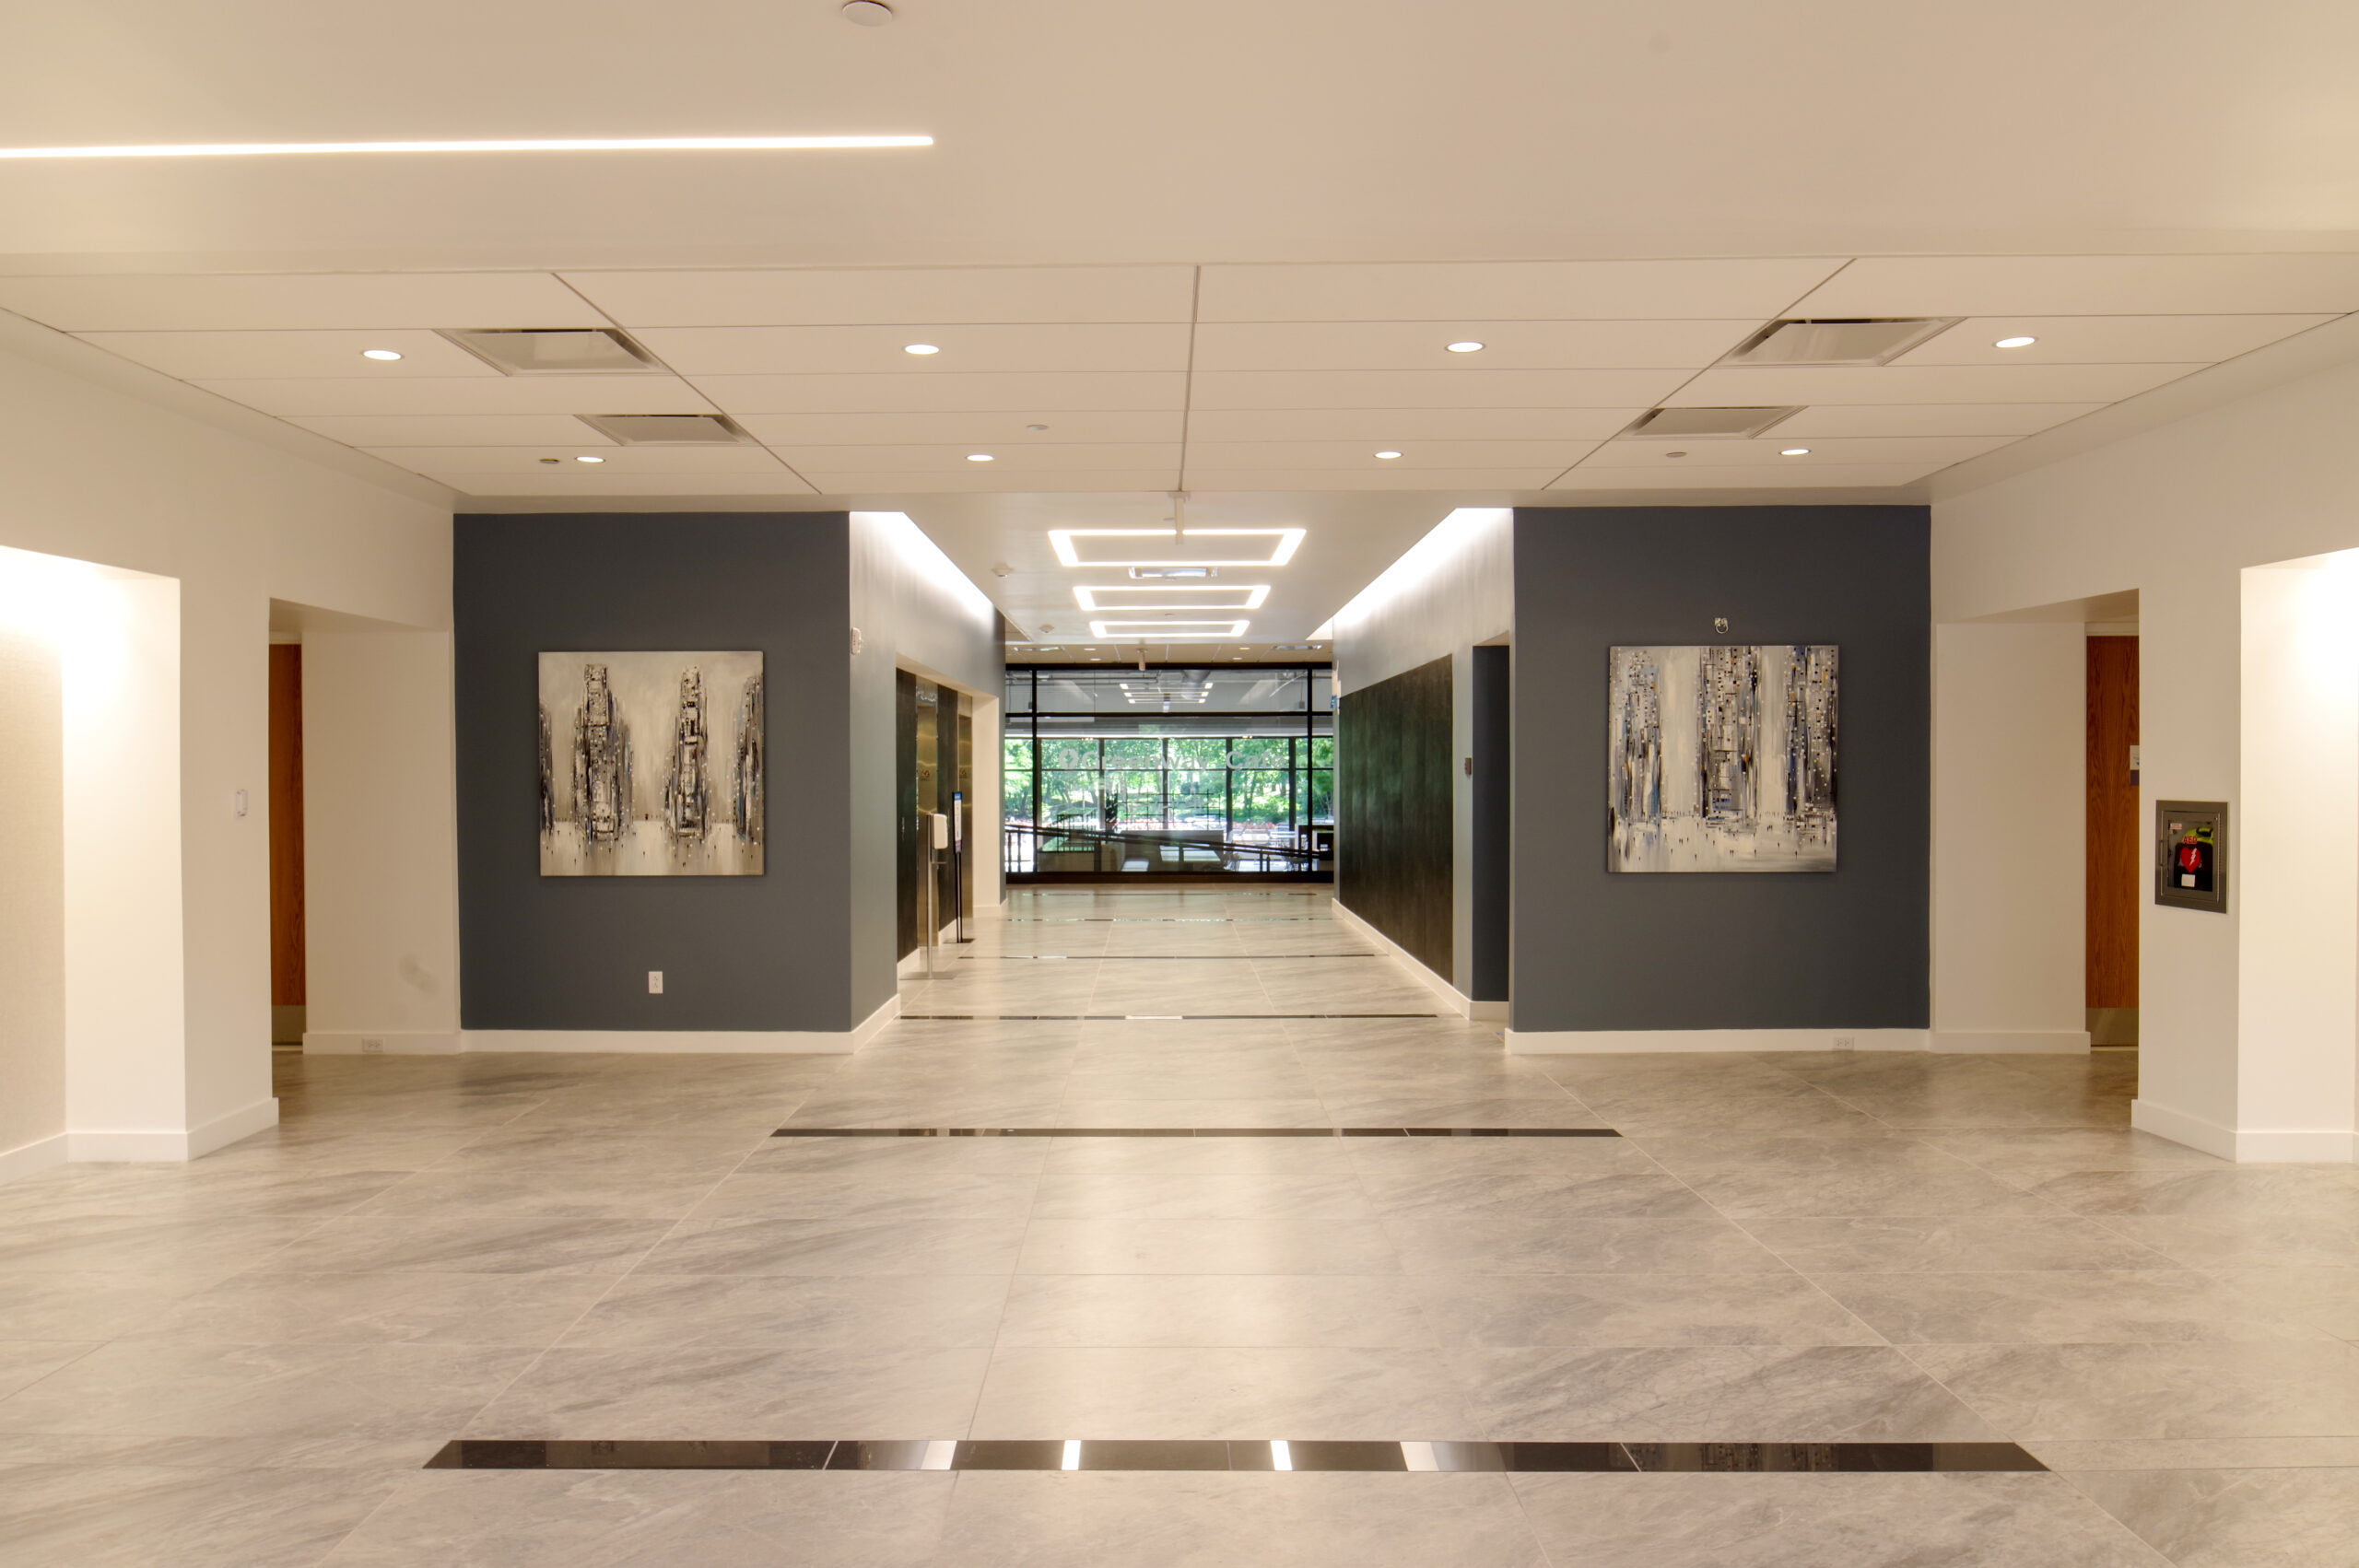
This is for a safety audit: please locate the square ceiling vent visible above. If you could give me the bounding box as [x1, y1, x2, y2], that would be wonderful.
[578, 414, 753, 445]
[1725, 318, 1958, 367]
[1620, 406, 1802, 439]
[442, 328, 662, 375]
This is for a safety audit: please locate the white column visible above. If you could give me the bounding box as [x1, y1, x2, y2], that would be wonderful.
[300, 627, 464, 1055]
[1930, 622, 2090, 1052]
[63, 572, 194, 1155]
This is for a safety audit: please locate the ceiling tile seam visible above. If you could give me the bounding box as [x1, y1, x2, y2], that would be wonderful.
[1178, 264, 1203, 494]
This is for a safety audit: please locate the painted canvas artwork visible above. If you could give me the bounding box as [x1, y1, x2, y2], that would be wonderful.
[538, 650, 764, 876]
[1608, 644, 1837, 873]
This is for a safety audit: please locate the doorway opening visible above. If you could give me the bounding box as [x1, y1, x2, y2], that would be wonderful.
[898, 670, 977, 963]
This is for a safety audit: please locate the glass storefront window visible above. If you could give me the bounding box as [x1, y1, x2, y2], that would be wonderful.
[1002, 663, 1333, 875]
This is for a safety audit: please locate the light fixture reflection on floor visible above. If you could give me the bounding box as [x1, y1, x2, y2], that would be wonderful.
[0, 136, 933, 159]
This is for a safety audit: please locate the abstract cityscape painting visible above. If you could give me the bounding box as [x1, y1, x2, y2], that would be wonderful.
[1608, 644, 1837, 873]
[537, 650, 764, 876]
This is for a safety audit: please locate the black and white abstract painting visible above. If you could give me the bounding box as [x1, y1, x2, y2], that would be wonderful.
[1608, 644, 1837, 873]
[537, 650, 764, 876]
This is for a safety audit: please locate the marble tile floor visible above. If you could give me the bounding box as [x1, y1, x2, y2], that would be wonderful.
[0, 885, 2353, 1564]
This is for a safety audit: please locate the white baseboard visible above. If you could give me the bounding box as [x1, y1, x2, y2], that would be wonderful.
[2131, 1098, 2357, 1164]
[1506, 1027, 1931, 1055]
[0, 1132, 68, 1187]
[1330, 900, 1485, 1020]
[304, 1030, 464, 1055]
[1931, 1029, 2092, 1055]
[459, 996, 897, 1056]
[63, 1096, 280, 1163]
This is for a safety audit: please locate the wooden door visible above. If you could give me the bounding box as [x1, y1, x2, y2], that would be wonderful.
[2085, 637, 2139, 1030]
[268, 644, 305, 1037]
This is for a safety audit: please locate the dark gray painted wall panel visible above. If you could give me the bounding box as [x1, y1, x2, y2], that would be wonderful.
[455, 512, 854, 1032]
[1510, 507, 1930, 1033]
[1337, 654, 1454, 977]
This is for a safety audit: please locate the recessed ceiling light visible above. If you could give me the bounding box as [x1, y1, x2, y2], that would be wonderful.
[967, 453, 994, 462]
[575, 454, 604, 463]
[904, 343, 940, 356]
[1446, 341, 1485, 354]
[0, 135, 933, 159]
[359, 348, 403, 361]
[1664, 451, 1689, 459]
[1779, 448, 1810, 457]
[841, 0, 895, 22]
[1025, 423, 1048, 432]
[1375, 451, 1402, 460]
[1994, 335, 2037, 349]
[538, 457, 560, 464]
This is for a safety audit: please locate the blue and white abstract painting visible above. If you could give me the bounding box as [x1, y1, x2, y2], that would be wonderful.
[1608, 644, 1837, 873]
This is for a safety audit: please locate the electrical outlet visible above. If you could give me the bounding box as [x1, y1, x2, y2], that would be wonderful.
[1833, 1035, 1857, 1050]
[360, 1038, 383, 1054]
[648, 971, 664, 995]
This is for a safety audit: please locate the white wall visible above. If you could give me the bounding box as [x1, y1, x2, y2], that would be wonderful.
[1930, 621, 2088, 1052]
[0, 617, 64, 1178]
[1330, 507, 1512, 1005]
[300, 626, 464, 1055]
[2235, 557, 2359, 1158]
[1934, 353, 2359, 1159]
[0, 316, 452, 1169]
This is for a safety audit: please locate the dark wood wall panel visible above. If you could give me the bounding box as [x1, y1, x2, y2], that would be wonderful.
[1338, 654, 1453, 977]
[2086, 636, 2140, 1007]
[267, 643, 305, 1007]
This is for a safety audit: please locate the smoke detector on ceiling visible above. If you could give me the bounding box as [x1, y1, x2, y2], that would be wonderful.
[442, 328, 661, 376]
[1725, 318, 1959, 367]
[577, 414, 754, 445]
[1619, 407, 1802, 440]
[840, 0, 894, 23]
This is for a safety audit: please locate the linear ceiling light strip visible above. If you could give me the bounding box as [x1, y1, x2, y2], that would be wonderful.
[0, 136, 932, 159]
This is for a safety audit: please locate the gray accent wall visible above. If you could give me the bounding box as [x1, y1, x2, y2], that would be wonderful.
[1511, 507, 1931, 1033]
[455, 512, 856, 1032]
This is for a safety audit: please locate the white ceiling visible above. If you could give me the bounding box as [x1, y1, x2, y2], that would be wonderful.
[3, 0, 2358, 642]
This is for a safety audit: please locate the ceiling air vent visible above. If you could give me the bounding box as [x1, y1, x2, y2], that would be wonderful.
[442, 328, 662, 375]
[1725, 318, 1957, 367]
[1621, 407, 1802, 440]
[578, 414, 754, 445]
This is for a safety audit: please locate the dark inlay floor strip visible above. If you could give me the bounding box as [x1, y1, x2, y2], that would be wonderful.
[774, 1127, 1618, 1138]
[897, 1013, 1446, 1021]
[428, 1439, 2042, 1474]
[961, 954, 1380, 960]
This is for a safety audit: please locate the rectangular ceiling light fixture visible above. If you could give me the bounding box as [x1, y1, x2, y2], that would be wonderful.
[0, 136, 933, 159]
[1088, 619, 1250, 639]
[1074, 585, 1269, 610]
[446, 328, 661, 375]
[1129, 566, 1215, 579]
[1050, 529, 1304, 568]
